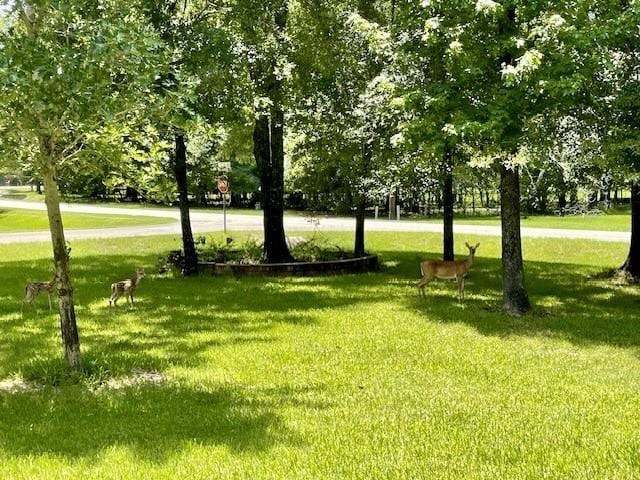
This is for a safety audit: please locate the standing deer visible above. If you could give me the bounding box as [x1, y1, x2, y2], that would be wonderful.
[109, 268, 146, 307]
[416, 242, 480, 302]
[23, 277, 56, 311]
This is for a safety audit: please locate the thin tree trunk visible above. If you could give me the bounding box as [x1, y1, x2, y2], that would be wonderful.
[354, 195, 366, 257]
[389, 193, 397, 220]
[621, 182, 640, 279]
[500, 164, 531, 315]
[173, 133, 198, 275]
[40, 135, 81, 370]
[354, 142, 371, 258]
[442, 145, 454, 261]
[558, 191, 567, 216]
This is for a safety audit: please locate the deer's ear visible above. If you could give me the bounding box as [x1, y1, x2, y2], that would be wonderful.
[465, 242, 470, 248]
[475, 243, 480, 249]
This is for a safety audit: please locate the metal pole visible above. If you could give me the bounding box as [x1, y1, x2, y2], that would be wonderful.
[223, 194, 227, 234]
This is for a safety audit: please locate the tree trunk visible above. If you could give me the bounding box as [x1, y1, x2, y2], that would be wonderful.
[442, 146, 454, 261]
[173, 133, 198, 275]
[253, 109, 293, 263]
[621, 182, 640, 279]
[389, 193, 397, 220]
[40, 136, 81, 370]
[36, 181, 42, 194]
[558, 191, 567, 216]
[354, 195, 366, 257]
[500, 164, 531, 315]
[354, 142, 371, 258]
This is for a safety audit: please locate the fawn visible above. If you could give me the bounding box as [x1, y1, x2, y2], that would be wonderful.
[416, 242, 480, 302]
[109, 268, 146, 307]
[23, 278, 56, 311]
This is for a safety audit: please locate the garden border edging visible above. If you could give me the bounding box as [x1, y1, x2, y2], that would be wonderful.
[198, 255, 378, 276]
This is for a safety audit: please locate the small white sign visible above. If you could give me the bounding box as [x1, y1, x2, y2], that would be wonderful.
[217, 161, 231, 172]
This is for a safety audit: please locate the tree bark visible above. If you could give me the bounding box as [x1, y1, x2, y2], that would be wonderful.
[388, 193, 397, 220]
[354, 141, 372, 257]
[254, 109, 293, 263]
[250, 2, 292, 264]
[39, 135, 81, 370]
[621, 182, 640, 278]
[442, 145, 454, 261]
[500, 164, 531, 315]
[173, 133, 198, 275]
[558, 191, 567, 216]
[354, 195, 366, 257]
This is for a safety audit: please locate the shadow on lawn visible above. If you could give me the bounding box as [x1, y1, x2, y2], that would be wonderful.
[0, 244, 639, 460]
[386, 249, 640, 350]
[0, 382, 312, 461]
[1, 246, 640, 372]
[0, 252, 377, 378]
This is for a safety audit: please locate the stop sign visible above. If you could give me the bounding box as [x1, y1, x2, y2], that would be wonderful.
[217, 178, 229, 194]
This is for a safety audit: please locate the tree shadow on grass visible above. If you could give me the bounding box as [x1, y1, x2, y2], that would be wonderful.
[0, 252, 386, 379]
[388, 249, 640, 351]
[0, 382, 314, 462]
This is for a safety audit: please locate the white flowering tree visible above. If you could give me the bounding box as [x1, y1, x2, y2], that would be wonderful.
[289, 0, 396, 257]
[392, 1, 483, 261]
[392, 0, 585, 314]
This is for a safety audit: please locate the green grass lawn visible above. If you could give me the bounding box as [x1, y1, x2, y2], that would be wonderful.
[0, 208, 173, 232]
[0, 232, 639, 478]
[408, 210, 632, 231]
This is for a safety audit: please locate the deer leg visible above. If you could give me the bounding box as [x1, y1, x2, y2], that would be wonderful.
[456, 276, 465, 302]
[47, 293, 52, 311]
[416, 276, 432, 300]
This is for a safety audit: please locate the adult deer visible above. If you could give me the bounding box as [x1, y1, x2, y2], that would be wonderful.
[416, 242, 480, 302]
[23, 277, 56, 311]
[109, 268, 146, 307]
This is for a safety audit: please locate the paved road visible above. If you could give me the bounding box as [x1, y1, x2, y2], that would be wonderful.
[0, 198, 631, 244]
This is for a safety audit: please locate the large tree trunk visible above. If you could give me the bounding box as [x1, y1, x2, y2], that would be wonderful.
[621, 182, 640, 279]
[442, 145, 454, 261]
[173, 133, 198, 276]
[40, 136, 81, 370]
[250, 2, 292, 264]
[500, 164, 531, 315]
[253, 108, 293, 263]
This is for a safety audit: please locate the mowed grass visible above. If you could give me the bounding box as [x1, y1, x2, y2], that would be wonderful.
[0, 232, 639, 479]
[412, 211, 632, 231]
[0, 208, 173, 232]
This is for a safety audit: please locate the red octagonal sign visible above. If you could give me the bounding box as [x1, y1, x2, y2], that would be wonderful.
[217, 178, 229, 194]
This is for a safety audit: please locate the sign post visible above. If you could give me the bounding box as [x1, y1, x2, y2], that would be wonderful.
[217, 176, 230, 234]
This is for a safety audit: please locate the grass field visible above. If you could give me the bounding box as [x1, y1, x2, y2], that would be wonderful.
[0, 231, 638, 479]
[411, 211, 632, 231]
[0, 208, 173, 232]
